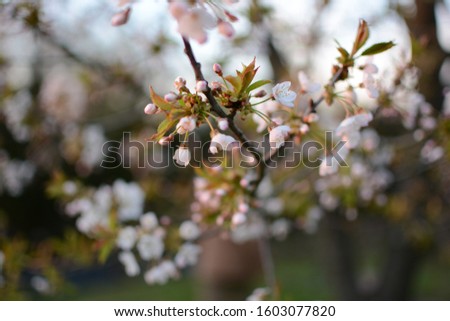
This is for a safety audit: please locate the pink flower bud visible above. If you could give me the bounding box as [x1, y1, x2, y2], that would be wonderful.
[304, 113, 319, 123]
[213, 63, 223, 76]
[254, 90, 267, 98]
[218, 118, 229, 131]
[158, 135, 174, 146]
[299, 124, 310, 135]
[144, 103, 158, 115]
[217, 20, 235, 38]
[111, 8, 131, 27]
[174, 76, 186, 90]
[164, 92, 178, 102]
[210, 81, 222, 91]
[195, 80, 208, 92]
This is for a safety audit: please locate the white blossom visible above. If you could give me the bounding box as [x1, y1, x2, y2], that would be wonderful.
[335, 113, 373, 149]
[362, 57, 379, 99]
[303, 206, 323, 234]
[421, 140, 444, 164]
[30, 276, 51, 294]
[269, 125, 291, 149]
[144, 260, 178, 285]
[0, 156, 35, 196]
[272, 81, 297, 107]
[137, 234, 164, 261]
[319, 156, 339, 176]
[209, 133, 236, 154]
[217, 118, 228, 131]
[81, 125, 105, 169]
[173, 147, 191, 167]
[176, 116, 196, 134]
[247, 287, 270, 301]
[232, 212, 247, 225]
[116, 226, 138, 250]
[265, 198, 284, 216]
[140, 212, 158, 231]
[179, 221, 201, 241]
[174, 243, 202, 268]
[270, 219, 290, 241]
[113, 180, 145, 221]
[118, 251, 140, 277]
[173, 6, 217, 44]
[231, 215, 267, 243]
[298, 71, 320, 93]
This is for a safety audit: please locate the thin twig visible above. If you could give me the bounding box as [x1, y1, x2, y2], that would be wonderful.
[310, 67, 344, 112]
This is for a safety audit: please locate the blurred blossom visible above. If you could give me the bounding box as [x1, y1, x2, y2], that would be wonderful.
[0, 151, 35, 196]
[2, 90, 32, 142]
[80, 125, 106, 169]
[231, 214, 266, 243]
[39, 67, 87, 124]
[144, 260, 178, 285]
[270, 219, 290, 240]
[116, 226, 138, 250]
[319, 156, 339, 177]
[137, 234, 164, 261]
[302, 206, 323, 234]
[421, 140, 444, 164]
[319, 192, 339, 211]
[113, 180, 145, 221]
[30, 276, 51, 295]
[247, 287, 270, 301]
[174, 243, 202, 268]
[140, 212, 159, 231]
[264, 198, 284, 216]
[179, 221, 201, 241]
[298, 71, 320, 94]
[118, 251, 140, 277]
[335, 113, 373, 150]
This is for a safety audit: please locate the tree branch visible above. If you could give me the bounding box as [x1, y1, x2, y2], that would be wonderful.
[181, 36, 266, 193]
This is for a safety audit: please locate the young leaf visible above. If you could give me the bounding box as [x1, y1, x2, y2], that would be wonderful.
[361, 41, 395, 56]
[149, 86, 174, 111]
[239, 59, 258, 94]
[351, 19, 370, 56]
[224, 75, 242, 92]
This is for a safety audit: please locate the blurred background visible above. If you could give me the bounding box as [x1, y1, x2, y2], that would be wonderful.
[0, 0, 450, 300]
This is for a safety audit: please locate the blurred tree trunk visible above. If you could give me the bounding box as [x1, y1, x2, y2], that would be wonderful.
[405, 0, 447, 111]
[197, 236, 262, 300]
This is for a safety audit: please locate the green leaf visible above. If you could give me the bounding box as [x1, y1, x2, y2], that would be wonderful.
[361, 41, 395, 56]
[149, 86, 173, 111]
[246, 79, 271, 93]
